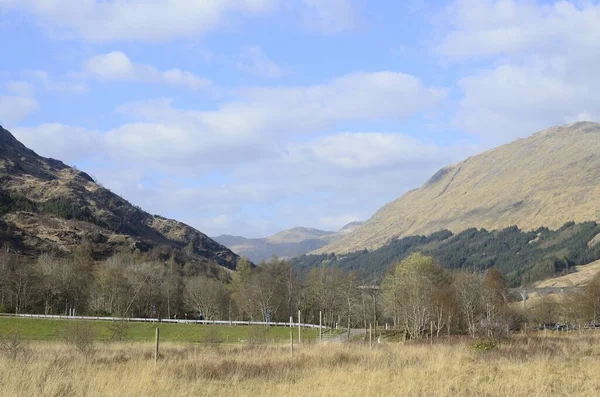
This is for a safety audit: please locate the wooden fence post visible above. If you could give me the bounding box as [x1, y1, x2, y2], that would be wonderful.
[319, 311, 323, 342]
[290, 316, 294, 357]
[154, 328, 160, 364]
[430, 321, 433, 345]
[298, 310, 301, 344]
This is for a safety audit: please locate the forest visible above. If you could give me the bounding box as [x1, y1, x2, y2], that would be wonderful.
[293, 221, 600, 286]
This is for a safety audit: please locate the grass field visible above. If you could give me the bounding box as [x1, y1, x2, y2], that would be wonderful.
[0, 317, 323, 343]
[2, 333, 600, 396]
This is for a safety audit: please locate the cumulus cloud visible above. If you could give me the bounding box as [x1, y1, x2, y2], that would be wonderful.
[12, 70, 443, 170]
[102, 71, 446, 166]
[83, 52, 210, 90]
[302, 0, 357, 33]
[293, 132, 453, 170]
[237, 46, 286, 78]
[440, 0, 600, 142]
[12, 123, 103, 164]
[28, 70, 88, 94]
[7, 69, 454, 236]
[6, 81, 34, 97]
[0, 96, 39, 123]
[0, 0, 280, 42]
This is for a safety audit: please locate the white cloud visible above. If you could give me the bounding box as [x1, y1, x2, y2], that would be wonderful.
[104, 71, 445, 165]
[293, 132, 453, 170]
[83, 52, 210, 90]
[0, 95, 39, 123]
[0, 0, 280, 42]
[440, 0, 600, 60]
[6, 70, 451, 236]
[11, 123, 103, 163]
[302, 0, 357, 33]
[441, 0, 600, 141]
[6, 81, 34, 97]
[237, 46, 286, 78]
[28, 70, 88, 94]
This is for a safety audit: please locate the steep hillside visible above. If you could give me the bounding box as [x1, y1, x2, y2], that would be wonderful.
[317, 122, 600, 254]
[214, 222, 363, 263]
[0, 125, 239, 270]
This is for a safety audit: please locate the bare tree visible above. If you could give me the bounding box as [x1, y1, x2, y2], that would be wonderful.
[454, 272, 484, 338]
[88, 256, 132, 316]
[382, 253, 450, 339]
[184, 276, 229, 320]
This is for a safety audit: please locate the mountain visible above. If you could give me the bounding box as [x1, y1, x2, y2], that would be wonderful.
[0, 125, 240, 270]
[214, 222, 363, 263]
[316, 122, 600, 254]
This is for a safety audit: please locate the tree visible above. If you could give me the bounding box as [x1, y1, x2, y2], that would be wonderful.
[33, 249, 93, 315]
[382, 253, 451, 339]
[581, 272, 600, 323]
[233, 258, 291, 322]
[454, 272, 485, 338]
[184, 276, 229, 320]
[88, 256, 132, 316]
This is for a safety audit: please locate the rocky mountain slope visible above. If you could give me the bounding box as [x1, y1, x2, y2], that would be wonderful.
[215, 222, 363, 263]
[0, 125, 240, 270]
[316, 122, 600, 254]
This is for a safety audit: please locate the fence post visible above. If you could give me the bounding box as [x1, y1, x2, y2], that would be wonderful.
[154, 328, 160, 364]
[290, 316, 294, 357]
[319, 311, 323, 342]
[369, 323, 372, 348]
[430, 321, 433, 345]
[298, 309, 301, 344]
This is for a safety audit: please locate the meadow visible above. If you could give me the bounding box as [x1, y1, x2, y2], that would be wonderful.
[2, 324, 600, 397]
[0, 317, 320, 343]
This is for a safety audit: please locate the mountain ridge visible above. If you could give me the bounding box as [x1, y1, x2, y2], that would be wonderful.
[315, 121, 600, 254]
[214, 221, 363, 263]
[0, 125, 240, 271]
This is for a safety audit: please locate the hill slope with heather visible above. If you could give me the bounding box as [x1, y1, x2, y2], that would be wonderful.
[0, 125, 240, 270]
[316, 122, 600, 254]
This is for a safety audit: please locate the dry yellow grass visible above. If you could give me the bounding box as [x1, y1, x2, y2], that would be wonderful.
[3, 335, 600, 396]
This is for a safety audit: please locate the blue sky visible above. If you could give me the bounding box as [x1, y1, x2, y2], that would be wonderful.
[1, 0, 599, 237]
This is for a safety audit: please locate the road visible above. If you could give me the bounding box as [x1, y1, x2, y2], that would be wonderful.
[326, 328, 366, 343]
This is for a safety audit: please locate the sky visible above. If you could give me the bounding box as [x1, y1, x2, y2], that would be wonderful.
[1, 0, 599, 238]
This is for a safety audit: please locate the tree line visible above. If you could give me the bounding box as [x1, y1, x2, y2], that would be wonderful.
[0, 247, 363, 328]
[3, 245, 600, 339]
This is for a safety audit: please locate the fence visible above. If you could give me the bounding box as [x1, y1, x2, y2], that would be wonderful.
[0, 313, 323, 329]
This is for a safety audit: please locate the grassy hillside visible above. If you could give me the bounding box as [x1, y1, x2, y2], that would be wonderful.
[317, 122, 600, 254]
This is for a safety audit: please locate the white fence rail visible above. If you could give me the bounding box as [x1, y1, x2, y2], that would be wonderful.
[0, 313, 323, 329]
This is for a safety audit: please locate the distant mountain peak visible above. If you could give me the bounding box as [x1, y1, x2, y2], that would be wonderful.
[338, 221, 363, 233]
[214, 224, 361, 263]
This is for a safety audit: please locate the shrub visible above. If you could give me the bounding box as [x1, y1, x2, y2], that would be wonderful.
[64, 322, 96, 359]
[469, 339, 497, 353]
[108, 320, 131, 342]
[0, 331, 31, 362]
